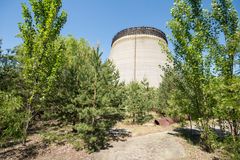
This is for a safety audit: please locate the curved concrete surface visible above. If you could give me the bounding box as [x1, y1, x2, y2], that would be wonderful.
[109, 33, 170, 87]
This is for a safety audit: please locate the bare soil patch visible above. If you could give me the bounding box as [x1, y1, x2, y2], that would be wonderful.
[92, 124, 217, 160]
[0, 121, 219, 160]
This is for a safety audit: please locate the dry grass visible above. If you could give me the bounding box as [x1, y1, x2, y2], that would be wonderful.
[0, 121, 89, 160]
[0, 120, 222, 160]
[115, 120, 179, 137]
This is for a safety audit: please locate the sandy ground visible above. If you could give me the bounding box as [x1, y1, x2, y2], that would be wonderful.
[0, 122, 217, 160]
[92, 131, 186, 160]
[91, 130, 214, 160]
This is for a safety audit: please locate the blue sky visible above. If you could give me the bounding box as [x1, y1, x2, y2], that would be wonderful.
[0, 0, 239, 60]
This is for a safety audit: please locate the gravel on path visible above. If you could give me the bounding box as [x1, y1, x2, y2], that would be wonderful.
[92, 131, 186, 160]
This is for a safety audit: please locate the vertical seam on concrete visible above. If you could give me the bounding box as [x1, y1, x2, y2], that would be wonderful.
[134, 35, 137, 81]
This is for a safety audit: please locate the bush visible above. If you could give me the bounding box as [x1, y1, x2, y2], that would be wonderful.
[200, 127, 218, 152]
[123, 81, 155, 124]
[46, 38, 124, 151]
[73, 49, 124, 151]
[0, 91, 27, 146]
[222, 136, 240, 160]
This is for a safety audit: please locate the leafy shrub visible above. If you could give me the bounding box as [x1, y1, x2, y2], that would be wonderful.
[123, 81, 155, 124]
[46, 38, 124, 151]
[0, 91, 27, 146]
[200, 127, 218, 152]
[222, 136, 240, 160]
[42, 130, 84, 150]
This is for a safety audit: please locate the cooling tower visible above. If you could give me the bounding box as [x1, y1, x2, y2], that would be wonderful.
[109, 26, 170, 87]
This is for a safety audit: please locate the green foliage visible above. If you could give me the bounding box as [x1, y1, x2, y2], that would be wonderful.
[74, 48, 124, 151]
[44, 37, 93, 122]
[208, 76, 240, 140]
[200, 126, 218, 152]
[123, 81, 155, 124]
[165, 0, 239, 154]
[0, 91, 27, 146]
[0, 42, 19, 92]
[0, 40, 26, 145]
[210, 0, 240, 140]
[222, 136, 240, 160]
[46, 37, 124, 151]
[41, 129, 84, 150]
[168, 0, 213, 121]
[1, 0, 239, 157]
[158, 67, 191, 120]
[75, 50, 124, 151]
[17, 0, 67, 142]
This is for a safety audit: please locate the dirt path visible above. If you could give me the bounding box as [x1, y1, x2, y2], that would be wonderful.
[0, 123, 216, 160]
[92, 130, 214, 160]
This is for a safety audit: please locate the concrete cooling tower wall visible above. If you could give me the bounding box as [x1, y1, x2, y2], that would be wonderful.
[109, 26, 170, 87]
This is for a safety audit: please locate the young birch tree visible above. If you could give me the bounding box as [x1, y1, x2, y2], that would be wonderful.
[168, 0, 217, 151]
[18, 0, 67, 142]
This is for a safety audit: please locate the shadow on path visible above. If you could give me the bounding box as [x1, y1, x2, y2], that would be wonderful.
[109, 128, 132, 142]
[0, 141, 48, 160]
[168, 128, 201, 145]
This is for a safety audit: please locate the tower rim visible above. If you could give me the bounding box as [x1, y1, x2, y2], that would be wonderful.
[111, 26, 168, 46]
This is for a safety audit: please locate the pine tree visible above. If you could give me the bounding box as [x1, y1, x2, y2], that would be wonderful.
[47, 37, 124, 151]
[73, 48, 124, 151]
[123, 80, 154, 124]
